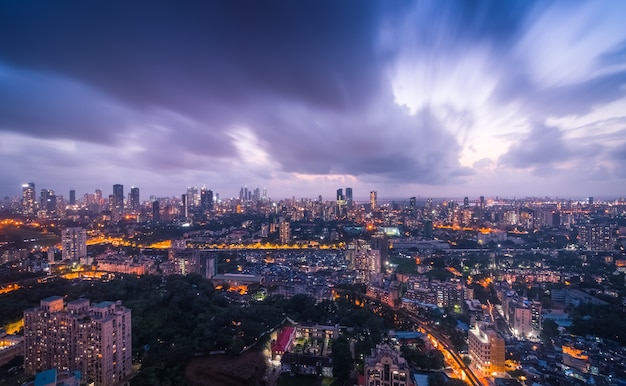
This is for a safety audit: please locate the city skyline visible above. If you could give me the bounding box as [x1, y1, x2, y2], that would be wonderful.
[1, 1, 625, 199]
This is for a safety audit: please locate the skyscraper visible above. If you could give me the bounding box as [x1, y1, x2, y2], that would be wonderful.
[409, 197, 416, 214]
[181, 194, 188, 219]
[279, 219, 291, 244]
[95, 189, 103, 204]
[187, 186, 199, 208]
[113, 184, 124, 212]
[69, 189, 76, 205]
[24, 296, 132, 386]
[345, 187, 353, 208]
[201, 188, 214, 212]
[22, 182, 36, 215]
[62, 227, 87, 262]
[152, 200, 160, 222]
[370, 191, 377, 210]
[130, 187, 140, 211]
[40, 189, 57, 215]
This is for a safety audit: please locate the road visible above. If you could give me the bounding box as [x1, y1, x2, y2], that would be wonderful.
[333, 289, 485, 386]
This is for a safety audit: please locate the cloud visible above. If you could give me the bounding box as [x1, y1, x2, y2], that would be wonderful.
[499, 124, 570, 169]
[1, 1, 626, 199]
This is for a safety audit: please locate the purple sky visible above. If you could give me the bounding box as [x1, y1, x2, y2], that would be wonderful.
[1, 1, 625, 201]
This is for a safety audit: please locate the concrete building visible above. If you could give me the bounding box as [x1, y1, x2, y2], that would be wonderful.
[24, 296, 132, 386]
[364, 343, 410, 386]
[468, 323, 505, 377]
[0, 331, 23, 366]
[279, 219, 291, 244]
[22, 182, 36, 216]
[61, 228, 87, 262]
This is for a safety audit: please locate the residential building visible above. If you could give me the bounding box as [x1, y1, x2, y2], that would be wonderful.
[364, 343, 410, 386]
[468, 323, 505, 377]
[23, 296, 132, 386]
[61, 227, 87, 262]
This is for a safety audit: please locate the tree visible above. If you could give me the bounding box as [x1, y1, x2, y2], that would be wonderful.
[332, 337, 353, 384]
[541, 319, 559, 342]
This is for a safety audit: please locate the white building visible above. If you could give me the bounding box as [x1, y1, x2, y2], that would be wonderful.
[61, 227, 87, 262]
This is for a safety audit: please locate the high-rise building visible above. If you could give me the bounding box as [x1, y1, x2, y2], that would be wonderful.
[200, 188, 213, 211]
[181, 194, 188, 219]
[61, 227, 87, 262]
[40, 189, 57, 215]
[113, 184, 124, 212]
[345, 187, 353, 208]
[24, 296, 132, 386]
[187, 186, 199, 208]
[409, 197, 416, 214]
[69, 189, 76, 205]
[279, 219, 291, 244]
[468, 323, 505, 376]
[152, 200, 160, 222]
[336, 188, 343, 202]
[95, 189, 103, 204]
[22, 182, 36, 215]
[130, 187, 140, 211]
[370, 191, 377, 210]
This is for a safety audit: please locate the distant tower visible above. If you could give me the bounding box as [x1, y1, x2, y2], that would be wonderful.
[409, 197, 416, 215]
[130, 187, 140, 211]
[588, 196, 594, 206]
[95, 189, 103, 204]
[370, 191, 377, 210]
[22, 182, 36, 215]
[181, 194, 188, 219]
[200, 187, 213, 211]
[113, 184, 124, 212]
[62, 227, 87, 262]
[69, 189, 76, 205]
[345, 187, 353, 208]
[463, 196, 469, 208]
[262, 187, 267, 201]
[336, 188, 344, 202]
[152, 200, 160, 222]
[279, 219, 291, 244]
[187, 186, 199, 208]
[108, 195, 116, 213]
[40, 189, 56, 215]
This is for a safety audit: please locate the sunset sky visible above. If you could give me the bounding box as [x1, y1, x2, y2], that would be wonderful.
[1, 1, 625, 201]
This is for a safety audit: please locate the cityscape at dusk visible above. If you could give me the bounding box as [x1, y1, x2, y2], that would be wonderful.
[1, 2, 626, 386]
[1, 1, 626, 199]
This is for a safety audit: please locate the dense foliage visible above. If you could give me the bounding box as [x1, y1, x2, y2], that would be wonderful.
[1, 275, 396, 385]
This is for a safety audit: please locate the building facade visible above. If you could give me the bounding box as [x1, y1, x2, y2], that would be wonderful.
[24, 296, 132, 386]
[61, 227, 87, 262]
[364, 344, 410, 386]
[468, 323, 505, 377]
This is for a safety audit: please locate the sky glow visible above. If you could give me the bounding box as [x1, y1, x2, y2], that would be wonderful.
[0, 1, 625, 200]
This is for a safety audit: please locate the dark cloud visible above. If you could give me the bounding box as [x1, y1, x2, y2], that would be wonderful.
[0, 1, 625, 198]
[0, 1, 390, 113]
[499, 124, 570, 169]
